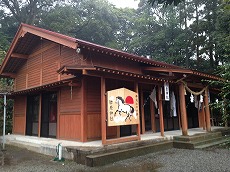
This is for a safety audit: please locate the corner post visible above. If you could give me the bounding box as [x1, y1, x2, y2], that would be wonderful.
[81, 76, 87, 142]
[101, 77, 107, 145]
[204, 87, 211, 132]
[179, 82, 188, 136]
[134, 82, 141, 140]
[158, 85, 164, 137]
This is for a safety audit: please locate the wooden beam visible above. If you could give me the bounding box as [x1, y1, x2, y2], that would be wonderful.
[142, 67, 193, 74]
[11, 53, 29, 59]
[179, 82, 188, 136]
[104, 135, 139, 145]
[1, 73, 16, 78]
[101, 77, 107, 145]
[134, 82, 141, 140]
[158, 85, 164, 137]
[80, 76, 87, 142]
[22, 25, 77, 49]
[204, 88, 211, 132]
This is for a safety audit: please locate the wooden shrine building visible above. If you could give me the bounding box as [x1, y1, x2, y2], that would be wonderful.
[0, 24, 222, 145]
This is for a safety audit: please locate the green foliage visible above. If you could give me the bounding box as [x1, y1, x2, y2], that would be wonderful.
[0, 98, 13, 135]
[0, 78, 14, 135]
[209, 64, 230, 126]
[148, 0, 185, 6]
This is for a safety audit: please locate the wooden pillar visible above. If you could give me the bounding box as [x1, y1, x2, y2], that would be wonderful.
[24, 96, 27, 135]
[134, 82, 141, 140]
[150, 100, 156, 132]
[157, 85, 164, 137]
[204, 88, 211, 132]
[140, 90, 145, 134]
[198, 107, 203, 128]
[38, 94, 42, 137]
[80, 77, 87, 142]
[198, 103, 206, 129]
[57, 90, 61, 139]
[179, 82, 188, 136]
[202, 103, 206, 130]
[175, 87, 182, 129]
[101, 77, 107, 145]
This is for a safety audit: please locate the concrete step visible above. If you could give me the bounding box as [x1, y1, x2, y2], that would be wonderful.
[85, 141, 173, 167]
[5, 140, 74, 160]
[195, 137, 230, 149]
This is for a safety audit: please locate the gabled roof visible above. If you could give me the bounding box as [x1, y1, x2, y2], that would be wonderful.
[0, 23, 77, 75]
[0, 23, 179, 75]
[0, 23, 222, 82]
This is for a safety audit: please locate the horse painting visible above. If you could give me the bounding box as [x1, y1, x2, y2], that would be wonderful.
[115, 96, 137, 122]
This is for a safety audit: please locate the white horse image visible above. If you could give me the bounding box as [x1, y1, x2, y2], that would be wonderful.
[115, 96, 137, 122]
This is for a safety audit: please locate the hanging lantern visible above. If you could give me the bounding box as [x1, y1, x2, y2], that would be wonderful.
[190, 93, 194, 103]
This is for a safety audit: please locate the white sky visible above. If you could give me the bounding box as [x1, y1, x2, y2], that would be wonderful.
[108, 0, 140, 9]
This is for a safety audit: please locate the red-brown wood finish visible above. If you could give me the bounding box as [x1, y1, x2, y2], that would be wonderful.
[13, 95, 27, 134]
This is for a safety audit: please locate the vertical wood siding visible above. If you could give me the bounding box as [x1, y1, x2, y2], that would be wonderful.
[58, 86, 81, 140]
[86, 76, 101, 140]
[14, 40, 83, 91]
[13, 96, 26, 134]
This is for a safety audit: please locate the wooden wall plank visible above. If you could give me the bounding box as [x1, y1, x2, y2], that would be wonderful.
[59, 86, 81, 113]
[13, 96, 26, 134]
[59, 114, 81, 140]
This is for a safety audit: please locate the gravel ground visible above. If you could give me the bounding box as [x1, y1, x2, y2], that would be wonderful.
[0, 145, 230, 172]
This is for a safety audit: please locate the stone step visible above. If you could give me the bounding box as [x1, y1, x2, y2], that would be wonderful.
[193, 136, 225, 147]
[85, 140, 173, 167]
[195, 137, 230, 149]
[173, 135, 230, 150]
[173, 132, 222, 143]
[68, 138, 167, 165]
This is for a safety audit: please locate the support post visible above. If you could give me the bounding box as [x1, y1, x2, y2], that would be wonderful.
[204, 88, 211, 132]
[158, 86, 164, 137]
[202, 103, 206, 130]
[150, 100, 156, 132]
[57, 91, 61, 139]
[179, 82, 188, 136]
[38, 94, 42, 137]
[81, 77, 87, 142]
[140, 90, 145, 134]
[2, 94, 6, 150]
[134, 82, 141, 140]
[101, 77, 107, 145]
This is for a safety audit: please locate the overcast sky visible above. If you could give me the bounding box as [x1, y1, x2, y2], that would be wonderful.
[108, 0, 140, 8]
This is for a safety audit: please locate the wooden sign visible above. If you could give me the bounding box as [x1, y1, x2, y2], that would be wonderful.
[107, 88, 139, 126]
[164, 82, 170, 101]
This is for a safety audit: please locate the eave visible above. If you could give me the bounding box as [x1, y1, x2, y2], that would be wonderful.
[0, 23, 78, 75]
